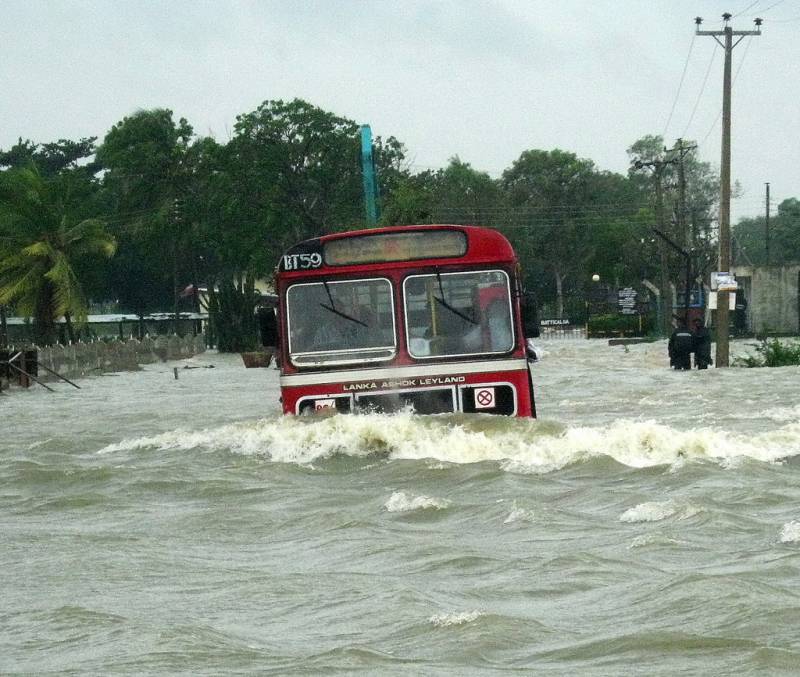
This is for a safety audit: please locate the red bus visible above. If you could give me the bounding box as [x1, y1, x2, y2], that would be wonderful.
[275, 224, 538, 417]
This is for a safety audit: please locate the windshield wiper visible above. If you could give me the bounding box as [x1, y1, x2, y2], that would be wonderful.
[320, 280, 369, 327]
[319, 303, 368, 327]
[434, 272, 477, 325]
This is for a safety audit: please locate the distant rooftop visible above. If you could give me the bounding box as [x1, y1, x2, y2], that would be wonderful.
[5, 312, 208, 326]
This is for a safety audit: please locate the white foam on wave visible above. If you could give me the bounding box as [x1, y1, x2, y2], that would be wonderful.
[384, 491, 449, 513]
[503, 502, 535, 524]
[628, 533, 684, 549]
[638, 396, 670, 407]
[97, 413, 800, 473]
[429, 611, 483, 627]
[780, 520, 800, 543]
[620, 500, 701, 523]
[737, 404, 800, 423]
[620, 501, 678, 523]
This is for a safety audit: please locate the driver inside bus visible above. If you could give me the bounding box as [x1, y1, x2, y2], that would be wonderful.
[311, 297, 375, 351]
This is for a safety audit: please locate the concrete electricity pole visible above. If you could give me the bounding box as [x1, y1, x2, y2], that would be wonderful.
[668, 139, 697, 250]
[695, 13, 761, 367]
[634, 157, 677, 335]
[765, 182, 770, 265]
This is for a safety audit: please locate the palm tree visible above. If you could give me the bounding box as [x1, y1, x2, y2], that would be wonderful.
[0, 167, 116, 345]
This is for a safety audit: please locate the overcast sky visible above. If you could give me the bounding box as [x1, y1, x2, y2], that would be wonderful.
[2, 0, 798, 220]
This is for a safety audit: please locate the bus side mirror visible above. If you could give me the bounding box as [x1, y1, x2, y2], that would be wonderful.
[521, 294, 540, 338]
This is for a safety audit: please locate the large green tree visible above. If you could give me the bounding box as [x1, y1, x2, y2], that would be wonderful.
[0, 167, 116, 345]
[380, 157, 502, 228]
[501, 149, 642, 318]
[627, 135, 719, 290]
[231, 98, 404, 246]
[97, 109, 194, 316]
[193, 99, 406, 351]
[734, 198, 800, 266]
[0, 137, 99, 177]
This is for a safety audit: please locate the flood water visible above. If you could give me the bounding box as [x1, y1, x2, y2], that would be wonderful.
[2, 338, 800, 675]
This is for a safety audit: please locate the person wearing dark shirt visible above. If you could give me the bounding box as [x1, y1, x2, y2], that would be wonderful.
[734, 294, 748, 335]
[668, 319, 694, 370]
[692, 318, 712, 369]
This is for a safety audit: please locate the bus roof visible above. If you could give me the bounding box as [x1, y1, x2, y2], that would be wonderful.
[277, 224, 516, 277]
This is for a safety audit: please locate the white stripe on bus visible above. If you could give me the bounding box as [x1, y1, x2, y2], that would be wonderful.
[279, 359, 528, 387]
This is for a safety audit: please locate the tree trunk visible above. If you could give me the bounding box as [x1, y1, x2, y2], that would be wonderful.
[206, 273, 259, 352]
[173, 240, 180, 335]
[654, 168, 673, 335]
[0, 304, 7, 349]
[659, 244, 671, 334]
[554, 268, 565, 319]
[64, 312, 76, 344]
[34, 282, 57, 346]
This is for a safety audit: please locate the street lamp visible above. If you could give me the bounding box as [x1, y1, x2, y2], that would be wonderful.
[587, 274, 600, 339]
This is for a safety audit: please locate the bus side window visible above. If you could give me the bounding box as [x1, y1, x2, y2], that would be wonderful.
[486, 299, 513, 350]
[274, 306, 283, 368]
[521, 294, 540, 338]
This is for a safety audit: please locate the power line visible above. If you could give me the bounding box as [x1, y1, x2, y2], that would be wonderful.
[698, 36, 755, 147]
[662, 32, 696, 138]
[682, 42, 719, 138]
[760, 0, 786, 12]
[768, 13, 800, 22]
[733, 0, 761, 18]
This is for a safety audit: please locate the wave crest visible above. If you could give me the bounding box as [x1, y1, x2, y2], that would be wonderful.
[780, 520, 800, 543]
[429, 611, 483, 627]
[384, 491, 449, 512]
[97, 414, 800, 473]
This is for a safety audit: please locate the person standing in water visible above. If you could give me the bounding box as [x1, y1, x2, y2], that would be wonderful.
[692, 317, 712, 369]
[668, 317, 694, 370]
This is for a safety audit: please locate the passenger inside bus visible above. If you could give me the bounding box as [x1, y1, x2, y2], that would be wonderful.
[310, 301, 375, 351]
[287, 279, 394, 360]
[405, 272, 513, 357]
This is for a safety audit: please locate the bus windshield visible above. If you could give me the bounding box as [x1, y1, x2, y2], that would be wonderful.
[287, 278, 396, 366]
[404, 270, 514, 358]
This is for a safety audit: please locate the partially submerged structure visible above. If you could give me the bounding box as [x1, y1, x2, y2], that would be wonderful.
[732, 264, 800, 334]
[3, 312, 207, 344]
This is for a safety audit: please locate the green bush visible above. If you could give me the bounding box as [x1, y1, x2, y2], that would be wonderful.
[733, 338, 800, 368]
[587, 313, 651, 337]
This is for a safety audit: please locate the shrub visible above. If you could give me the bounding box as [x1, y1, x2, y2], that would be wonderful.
[587, 313, 651, 337]
[733, 338, 800, 368]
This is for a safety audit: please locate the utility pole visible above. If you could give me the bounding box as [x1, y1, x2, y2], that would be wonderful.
[765, 182, 770, 265]
[634, 157, 677, 334]
[695, 13, 761, 367]
[668, 138, 697, 251]
[172, 197, 184, 335]
[653, 227, 693, 323]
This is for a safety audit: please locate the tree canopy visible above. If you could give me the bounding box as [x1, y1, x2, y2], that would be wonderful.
[734, 198, 800, 266]
[0, 167, 116, 344]
[3, 97, 789, 348]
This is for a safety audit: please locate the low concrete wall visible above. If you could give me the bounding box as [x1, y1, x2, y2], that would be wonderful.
[733, 264, 800, 334]
[35, 335, 206, 381]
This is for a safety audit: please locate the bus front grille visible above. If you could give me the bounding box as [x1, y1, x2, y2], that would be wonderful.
[356, 388, 455, 415]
